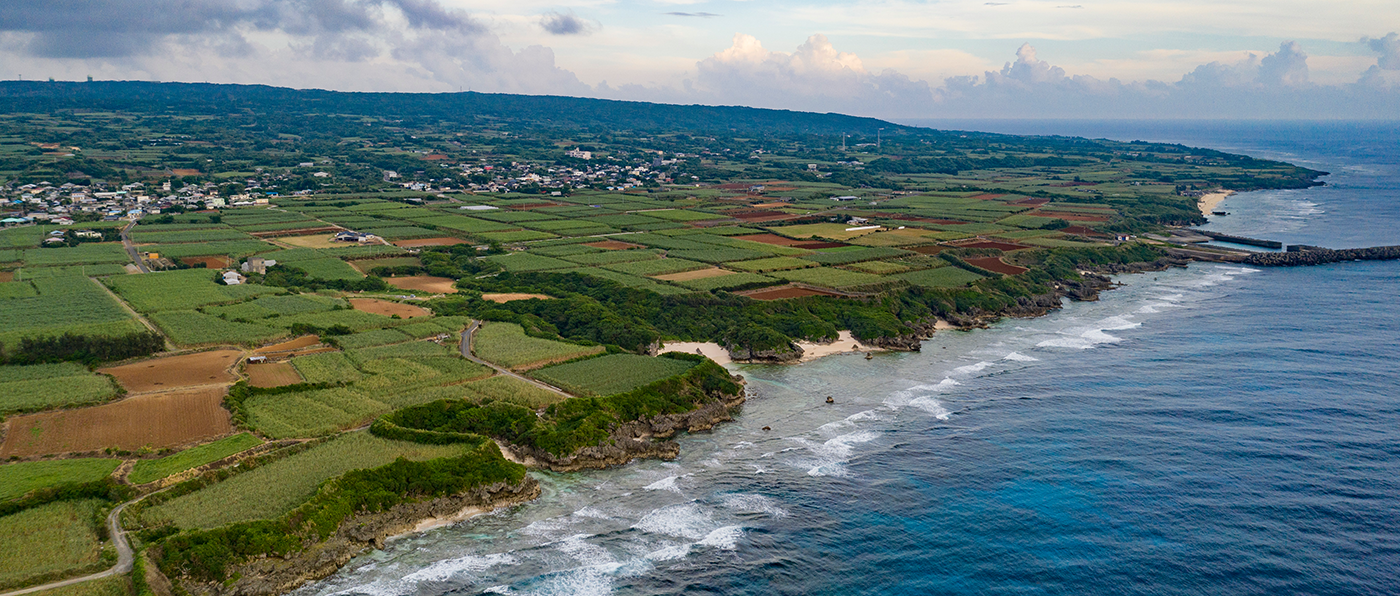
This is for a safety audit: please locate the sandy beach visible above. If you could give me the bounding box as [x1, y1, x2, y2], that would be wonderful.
[1198, 191, 1234, 215]
[660, 322, 954, 365]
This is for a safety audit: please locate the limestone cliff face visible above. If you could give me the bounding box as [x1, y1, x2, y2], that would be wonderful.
[173, 478, 540, 596]
[502, 388, 746, 473]
[726, 342, 803, 363]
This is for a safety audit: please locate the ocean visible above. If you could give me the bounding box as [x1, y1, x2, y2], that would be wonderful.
[294, 121, 1400, 596]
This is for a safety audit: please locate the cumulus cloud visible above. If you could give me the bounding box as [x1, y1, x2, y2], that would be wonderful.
[539, 11, 594, 36]
[1366, 32, 1400, 70]
[676, 33, 934, 114]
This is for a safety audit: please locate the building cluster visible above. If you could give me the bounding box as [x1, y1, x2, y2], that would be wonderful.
[452, 151, 685, 193]
[0, 178, 283, 226]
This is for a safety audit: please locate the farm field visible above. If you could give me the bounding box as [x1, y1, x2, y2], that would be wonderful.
[458, 375, 566, 409]
[385, 275, 458, 294]
[149, 310, 286, 345]
[0, 386, 234, 457]
[290, 351, 363, 384]
[104, 269, 283, 312]
[531, 354, 695, 397]
[274, 234, 347, 249]
[0, 499, 109, 590]
[472, 322, 604, 370]
[98, 349, 242, 393]
[0, 363, 121, 414]
[246, 362, 303, 388]
[771, 267, 886, 289]
[349, 298, 431, 318]
[127, 433, 264, 485]
[0, 459, 122, 502]
[142, 431, 473, 529]
[0, 276, 144, 350]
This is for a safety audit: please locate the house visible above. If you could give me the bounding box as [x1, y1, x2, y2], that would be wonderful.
[43, 236, 66, 245]
[848, 217, 869, 225]
[75, 230, 102, 239]
[247, 355, 267, 364]
[222, 271, 245, 285]
[831, 195, 859, 201]
[144, 251, 160, 260]
[333, 231, 377, 243]
[566, 148, 592, 160]
[242, 257, 277, 274]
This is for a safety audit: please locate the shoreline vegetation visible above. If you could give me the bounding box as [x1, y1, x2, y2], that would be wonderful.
[0, 82, 1357, 596]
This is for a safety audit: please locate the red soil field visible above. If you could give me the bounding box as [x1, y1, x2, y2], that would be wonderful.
[255, 335, 321, 354]
[481, 293, 553, 303]
[584, 240, 644, 250]
[171, 169, 201, 177]
[965, 257, 1029, 275]
[349, 298, 431, 318]
[0, 386, 234, 457]
[0, 271, 14, 282]
[911, 245, 947, 255]
[951, 241, 1031, 251]
[99, 350, 242, 393]
[247, 362, 303, 388]
[180, 256, 230, 268]
[393, 237, 468, 247]
[1062, 225, 1109, 236]
[970, 194, 1006, 200]
[738, 285, 846, 301]
[386, 275, 459, 294]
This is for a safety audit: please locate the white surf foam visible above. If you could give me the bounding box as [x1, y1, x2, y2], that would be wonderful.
[720, 493, 789, 518]
[633, 503, 714, 540]
[399, 553, 517, 584]
[643, 476, 683, 493]
[698, 526, 744, 550]
[1003, 352, 1038, 362]
[953, 361, 993, 375]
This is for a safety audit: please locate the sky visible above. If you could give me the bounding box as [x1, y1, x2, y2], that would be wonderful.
[0, 0, 1397, 119]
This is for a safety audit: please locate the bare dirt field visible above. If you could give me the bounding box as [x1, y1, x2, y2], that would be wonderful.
[951, 241, 1031, 251]
[276, 234, 344, 249]
[98, 350, 242, 393]
[0, 271, 13, 282]
[964, 257, 1029, 275]
[386, 276, 459, 294]
[0, 386, 234, 457]
[481, 293, 554, 303]
[737, 285, 845, 300]
[350, 298, 432, 318]
[583, 240, 643, 250]
[729, 210, 793, 222]
[393, 237, 467, 248]
[180, 256, 230, 268]
[653, 267, 734, 282]
[256, 336, 322, 354]
[247, 362, 303, 388]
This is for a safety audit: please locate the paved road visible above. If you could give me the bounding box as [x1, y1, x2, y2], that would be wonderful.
[0, 499, 138, 596]
[460, 321, 572, 399]
[120, 219, 150, 273]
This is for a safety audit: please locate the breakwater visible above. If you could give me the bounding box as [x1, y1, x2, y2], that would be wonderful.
[1195, 230, 1284, 249]
[1243, 245, 1400, 266]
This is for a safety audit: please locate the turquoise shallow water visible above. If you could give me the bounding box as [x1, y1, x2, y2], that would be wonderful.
[295, 122, 1400, 596]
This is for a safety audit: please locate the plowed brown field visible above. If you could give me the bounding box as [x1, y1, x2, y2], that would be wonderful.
[653, 267, 733, 281]
[481, 293, 553, 303]
[180, 256, 230, 268]
[737, 285, 844, 300]
[350, 298, 431, 318]
[964, 257, 1029, 275]
[247, 362, 303, 388]
[386, 276, 458, 294]
[98, 350, 242, 393]
[255, 335, 322, 354]
[0, 387, 234, 457]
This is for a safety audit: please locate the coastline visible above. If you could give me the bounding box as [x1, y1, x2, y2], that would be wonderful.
[659, 323, 956, 367]
[1198, 190, 1234, 215]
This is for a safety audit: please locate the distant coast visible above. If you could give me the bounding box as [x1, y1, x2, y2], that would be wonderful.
[1198, 190, 1234, 215]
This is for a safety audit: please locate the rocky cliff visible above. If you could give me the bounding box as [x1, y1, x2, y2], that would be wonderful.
[173, 477, 540, 596]
[501, 387, 746, 473]
[1243, 245, 1400, 266]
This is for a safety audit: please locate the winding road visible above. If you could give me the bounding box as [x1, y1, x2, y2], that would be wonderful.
[0, 499, 139, 596]
[459, 320, 572, 399]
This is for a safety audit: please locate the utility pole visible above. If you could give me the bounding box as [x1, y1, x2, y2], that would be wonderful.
[877, 128, 885, 149]
[842, 134, 848, 151]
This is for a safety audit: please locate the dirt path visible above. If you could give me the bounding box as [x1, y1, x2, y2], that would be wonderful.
[91, 277, 171, 350]
[460, 321, 572, 400]
[0, 496, 141, 596]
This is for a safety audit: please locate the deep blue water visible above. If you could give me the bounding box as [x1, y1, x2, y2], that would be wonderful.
[297, 122, 1400, 596]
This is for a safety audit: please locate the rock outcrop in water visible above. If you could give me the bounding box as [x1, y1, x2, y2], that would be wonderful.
[727, 342, 804, 363]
